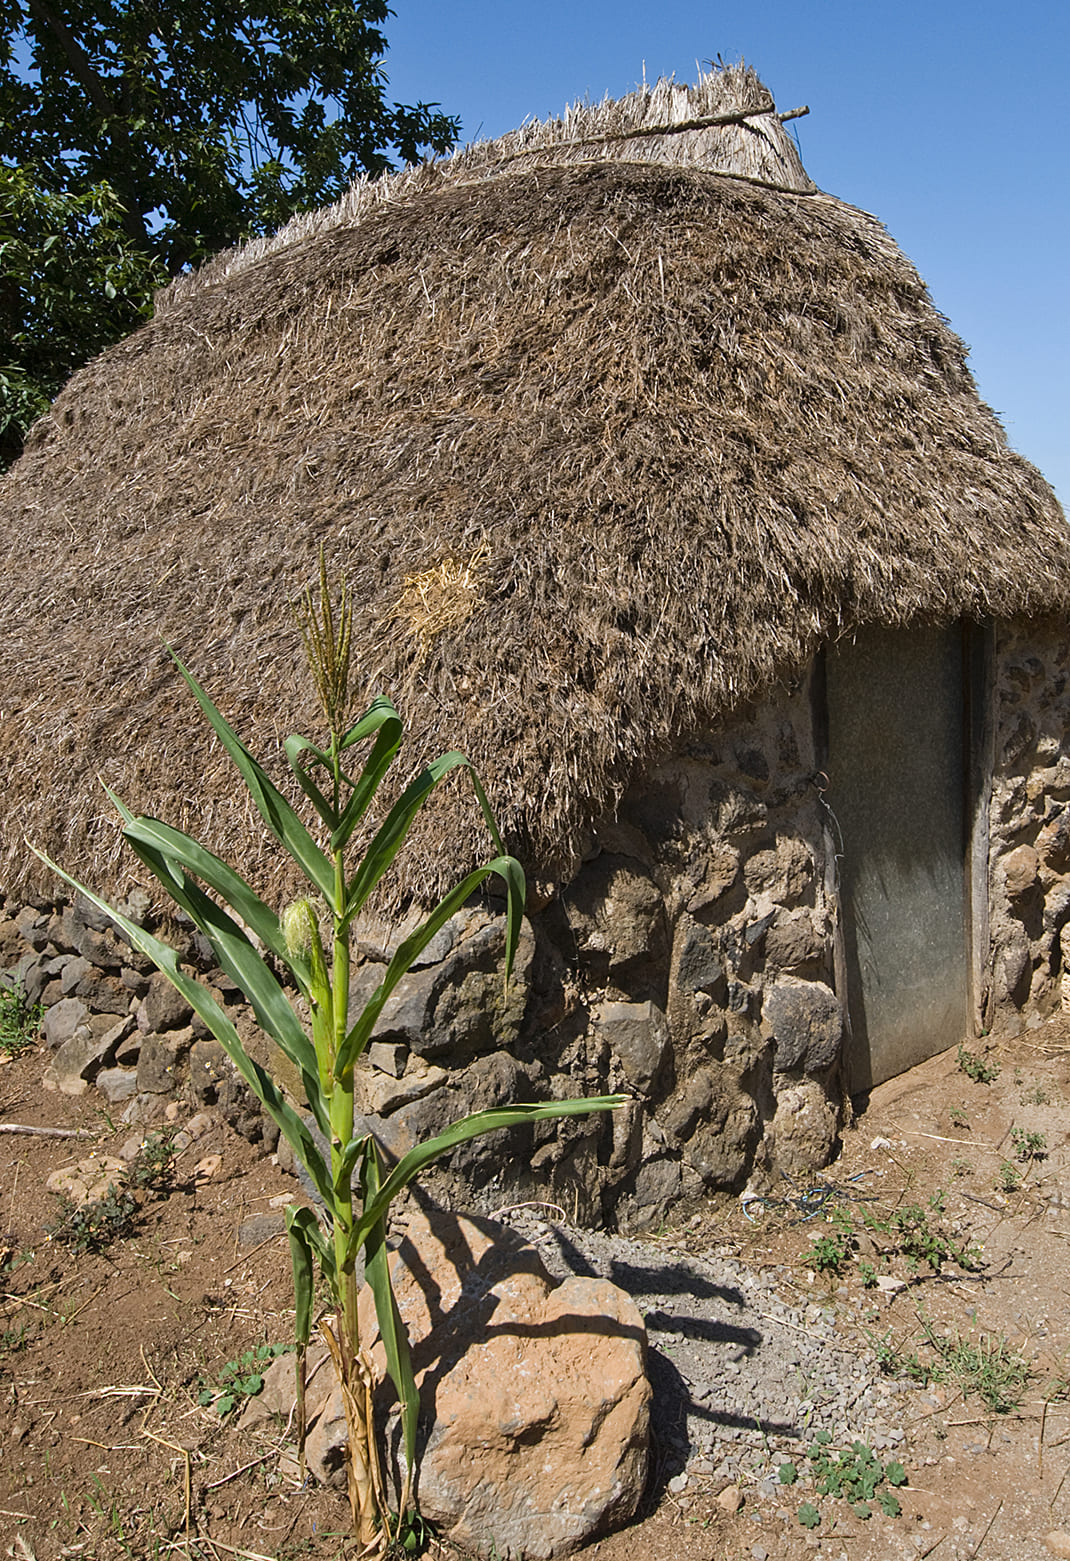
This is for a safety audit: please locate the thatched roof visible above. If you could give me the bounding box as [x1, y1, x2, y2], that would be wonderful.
[1, 65, 1066, 907]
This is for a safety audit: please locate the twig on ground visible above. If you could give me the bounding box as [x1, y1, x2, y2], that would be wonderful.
[223, 1232, 285, 1272]
[0, 1123, 95, 1138]
[204, 1451, 275, 1490]
[489, 1199, 567, 1222]
[142, 1424, 192, 1534]
[972, 1497, 1004, 1557]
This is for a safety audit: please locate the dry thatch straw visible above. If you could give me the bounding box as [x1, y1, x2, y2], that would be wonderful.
[0, 64, 1066, 909]
[390, 541, 490, 668]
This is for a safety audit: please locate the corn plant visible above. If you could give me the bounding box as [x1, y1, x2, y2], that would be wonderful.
[34, 562, 623, 1553]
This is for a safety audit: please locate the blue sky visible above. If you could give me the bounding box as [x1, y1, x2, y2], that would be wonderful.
[383, 0, 1068, 508]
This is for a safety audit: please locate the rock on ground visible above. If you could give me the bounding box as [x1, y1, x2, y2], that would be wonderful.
[249, 1204, 650, 1559]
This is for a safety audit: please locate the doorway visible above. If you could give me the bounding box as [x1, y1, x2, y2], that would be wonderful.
[824, 624, 977, 1094]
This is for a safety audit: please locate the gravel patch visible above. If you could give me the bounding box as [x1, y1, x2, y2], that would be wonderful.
[499, 1209, 913, 1490]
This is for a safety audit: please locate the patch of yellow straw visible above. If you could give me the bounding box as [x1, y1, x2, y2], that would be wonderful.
[390, 540, 490, 664]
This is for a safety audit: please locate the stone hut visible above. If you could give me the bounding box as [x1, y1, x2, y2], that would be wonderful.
[1, 66, 1068, 1229]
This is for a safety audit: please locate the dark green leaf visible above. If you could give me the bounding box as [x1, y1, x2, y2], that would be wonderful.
[27, 845, 333, 1205]
[330, 706, 403, 852]
[337, 854, 524, 1075]
[361, 1143, 419, 1493]
[117, 828, 326, 1136]
[286, 1207, 319, 1347]
[346, 1098, 623, 1265]
[167, 648, 338, 908]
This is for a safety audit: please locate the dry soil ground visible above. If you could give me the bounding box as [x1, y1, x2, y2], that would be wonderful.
[4, 1018, 1070, 1561]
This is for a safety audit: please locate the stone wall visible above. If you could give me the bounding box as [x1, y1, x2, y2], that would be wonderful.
[315, 667, 844, 1231]
[1, 668, 848, 1234]
[988, 616, 1070, 1025]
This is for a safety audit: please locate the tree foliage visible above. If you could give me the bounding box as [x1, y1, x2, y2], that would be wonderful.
[0, 1, 459, 464]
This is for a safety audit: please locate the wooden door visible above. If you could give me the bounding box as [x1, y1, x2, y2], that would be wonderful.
[825, 624, 969, 1093]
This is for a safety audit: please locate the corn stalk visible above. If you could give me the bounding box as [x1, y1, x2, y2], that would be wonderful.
[32, 561, 622, 1551]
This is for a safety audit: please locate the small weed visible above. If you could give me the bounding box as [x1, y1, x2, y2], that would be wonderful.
[950, 1156, 971, 1178]
[948, 1105, 971, 1129]
[46, 1134, 177, 1253]
[1020, 1083, 1051, 1106]
[48, 1183, 140, 1254]
[198, 1342, 293, 1417]
[857, 1259, 878, 1288]
[868, 1328, 931, 1384]
[0, 980, 43, 1056]
[0, 1239, 34, 1276]
[125, 1132, 177, 1193]
[927, 1327, 1030, 1414]
[957, 1044, 999, 1084]
[798, 1431, 907, 1525]
[809, 1230, 852, 1276]
[798, 1500, 821, 1529]
[0, 1323, 27, 1353]
[873, 1317, 1030, 1413]
[385, 1508, 435, 1557]
[995, 1160, 1023, 1194]
[1011, 1128, 1047, 1163]
[864, 1201, 982, 1274]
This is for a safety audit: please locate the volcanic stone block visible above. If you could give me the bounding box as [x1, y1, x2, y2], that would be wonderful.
[137, 970, 194, 1033]
[96, 1067, 139, 1103]
[597, 1000, 670, 1093]
[59, 956, 92, 994]
[75, 967, 133, 1014]
[768, 1079, 839, 1175]
[763, 978, 843, 1074]
[137, 1034, 184, 1094]
[564, 855, 669, 994]
[42, 996, 89, 1049]
[1003, 844, 1040, 899]
[764, 909, 825, 971]
[673, 921, 727, 1000]
[371, 916, 533, 1059]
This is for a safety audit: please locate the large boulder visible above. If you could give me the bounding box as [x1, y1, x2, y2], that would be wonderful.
[250, 1205, 650, 1559]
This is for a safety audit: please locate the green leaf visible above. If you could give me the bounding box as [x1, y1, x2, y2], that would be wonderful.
[283, 733, 338, 828]
[337, 854, 524, 1075]
[878, 1491, 902, 1517]
[851, 1501, 872, 1520]
[346, 1098, 623, 1265]
[334, 1133, 370, 1197]
[778, 1462, 797, 1484]
[361, 1143, 418, 1502]
[286, 1206, 319, 1348]
[27, 844, 333, 1206]
[885, 1461, 907, 1487]
[330, 702, 403, 852]
[166, 648, 338, 908]
[118, 828, 327, 1137]
[798, 1503, 821, 1529]
[120, 812, 303, 978]
[344, 749, 478, 917]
